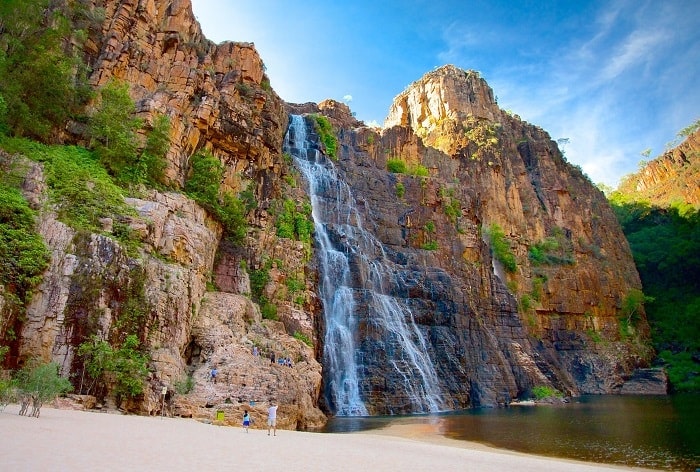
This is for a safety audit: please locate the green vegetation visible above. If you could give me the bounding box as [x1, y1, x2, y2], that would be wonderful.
[387, 157, 430, 177]
[14, 361, 73, 417]
[485, 224, 517, 272]
[610, 194, 700, 391]
[528, 227, 575, 266]
[387, 158, 407, 174]
[395, 182, 405, 198]
[275, 198, 313, 244]
[88, 80, 142, 183]
[531, 385, 562, 400]
[312, 114, 337, 160]
[441, 187, 462, 226]
[0, 0, 92, 140]
[464, 116, 499, 160]
[78, 334, 150, 404]
[0, 184, 51, 329]
[184, 150, 248, 245]
[293, 331, 313, 347]
[174, 374, 195, 395]
[248, 260, 278, 321]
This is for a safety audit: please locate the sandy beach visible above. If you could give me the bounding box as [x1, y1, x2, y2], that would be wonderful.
[0, 404, 658, 472]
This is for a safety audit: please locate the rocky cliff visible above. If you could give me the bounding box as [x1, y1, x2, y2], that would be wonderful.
[1, 1, 655, 423]
[618, 128, 700, 207]
[288, 66, 653, 414]
[2, 0, 324, 428]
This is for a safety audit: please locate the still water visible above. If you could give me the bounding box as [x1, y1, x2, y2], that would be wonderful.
[322, 395, 700, 471]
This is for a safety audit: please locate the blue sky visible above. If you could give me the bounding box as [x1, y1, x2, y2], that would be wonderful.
[191, 0, 700, 187]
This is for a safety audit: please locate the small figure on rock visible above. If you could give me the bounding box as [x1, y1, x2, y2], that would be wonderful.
[210, 366, 218, 384]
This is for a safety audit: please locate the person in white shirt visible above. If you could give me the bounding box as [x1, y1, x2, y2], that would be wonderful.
[267, 401, 278, 436]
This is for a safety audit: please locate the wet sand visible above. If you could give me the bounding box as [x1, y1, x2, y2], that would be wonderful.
[0, 404, 659, 471]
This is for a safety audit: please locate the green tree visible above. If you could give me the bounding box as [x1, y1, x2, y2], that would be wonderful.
[15, 361, 72, 417]
[312, 114, 337, 160]
[88, 80, 142, 181]
[77, 334, 150, 405]
[110, 335, 149, 402]
[0, 0, 91, 140]
[140, 114, 171, 186]
[77, 335, 112, 395]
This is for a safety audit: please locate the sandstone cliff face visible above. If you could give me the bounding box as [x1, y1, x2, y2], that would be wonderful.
[3, 0, 324, 427]
[297, 66, 652, 414]
[618, 129, 700, 207]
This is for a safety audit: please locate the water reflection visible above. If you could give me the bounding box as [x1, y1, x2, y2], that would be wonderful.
[321, 395, 700, 471]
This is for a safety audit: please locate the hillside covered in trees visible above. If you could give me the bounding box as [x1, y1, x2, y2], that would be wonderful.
[609, 122, 700, 392]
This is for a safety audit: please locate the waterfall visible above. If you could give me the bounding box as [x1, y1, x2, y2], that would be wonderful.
[283, 114, 445, 416]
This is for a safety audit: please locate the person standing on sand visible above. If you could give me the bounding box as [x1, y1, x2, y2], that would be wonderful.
[242, 410, 251, 433]
[267, 402, 278, 436]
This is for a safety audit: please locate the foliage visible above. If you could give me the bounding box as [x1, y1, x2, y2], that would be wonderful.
[275, 198, 313, 244]
[395, 182, 405, 198]
[77, 335, 112, 395]
[0, 184, 51, 318]
[485, 224, 517, 272]
[110, 334, 149, 400]
[15, 361, 72, 416]
[0, 136, 137, 236]
[77, 334, 149, 402]
[421, 240, 438, 251]
[387, 158, 407, 174]
[528, 228, 575, 266]
[184, 150, 249, 245]
[312, 114, 337, 160]
[174, 374, 195, 395]
[464, 116, 499, 160]
[293, 331, 313, 347]
[658, 350, 700, 392]
[677, 118, 700, 139]
[443, 197, 461, 225]
[249, 263, 271, 302]
[610, 198, 700, 391]
[260, 298, 278, 321]
[140, 114, 171, 186]
[87, 80, 142, 182]
[387, 158, 429, 177]
[0, 0, 92, 140]
[531, 385, 562, 400]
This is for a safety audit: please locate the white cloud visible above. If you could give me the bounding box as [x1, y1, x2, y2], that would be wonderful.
[343, 94, 353, 102]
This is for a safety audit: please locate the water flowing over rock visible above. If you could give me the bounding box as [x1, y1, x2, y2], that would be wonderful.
[283, 65, 653, 415]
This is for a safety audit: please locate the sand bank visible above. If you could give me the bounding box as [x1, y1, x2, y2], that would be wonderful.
[0, 404, 658, 471]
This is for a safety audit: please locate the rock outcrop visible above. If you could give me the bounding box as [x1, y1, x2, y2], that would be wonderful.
[618, 128, 700, 207]
[297, 66, 653, 414]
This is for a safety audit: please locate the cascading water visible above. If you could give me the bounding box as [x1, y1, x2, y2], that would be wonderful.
[283, 114, 445, 416]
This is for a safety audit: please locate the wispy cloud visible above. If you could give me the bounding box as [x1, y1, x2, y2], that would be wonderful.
[435, 0, 692, 186]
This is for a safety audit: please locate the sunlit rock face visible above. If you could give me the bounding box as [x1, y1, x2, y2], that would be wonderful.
[296, 67, 652, 414]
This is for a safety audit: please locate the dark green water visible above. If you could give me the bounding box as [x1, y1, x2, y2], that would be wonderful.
[322, 395, 700, 471]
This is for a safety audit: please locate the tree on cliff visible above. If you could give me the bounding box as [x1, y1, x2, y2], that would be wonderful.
[0, 0, 91, 140]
